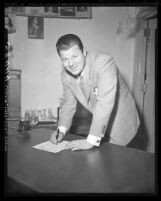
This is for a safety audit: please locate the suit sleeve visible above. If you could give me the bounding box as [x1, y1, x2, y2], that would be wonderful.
[58, 73, 77, 131]
[89, 56, 118, 138]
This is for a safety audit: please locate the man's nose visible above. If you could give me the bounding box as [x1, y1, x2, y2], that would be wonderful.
[68, 59, 73, 67]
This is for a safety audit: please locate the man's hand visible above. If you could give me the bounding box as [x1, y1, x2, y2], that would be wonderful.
[65, 139, 93, 151]
[50, 130, 64, 144]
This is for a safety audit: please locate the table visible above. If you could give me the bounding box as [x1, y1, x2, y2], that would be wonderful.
[7, 128, 155, 194]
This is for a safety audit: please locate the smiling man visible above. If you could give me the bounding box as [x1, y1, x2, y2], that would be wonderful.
[50, 34, 140, 151]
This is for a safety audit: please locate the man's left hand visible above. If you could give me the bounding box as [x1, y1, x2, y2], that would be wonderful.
[65, 139, 93, 151]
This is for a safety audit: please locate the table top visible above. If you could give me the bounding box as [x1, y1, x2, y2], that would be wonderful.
[7, 128, 155, 193]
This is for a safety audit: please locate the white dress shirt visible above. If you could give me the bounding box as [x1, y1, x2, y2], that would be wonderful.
[58, 126, 101, 146]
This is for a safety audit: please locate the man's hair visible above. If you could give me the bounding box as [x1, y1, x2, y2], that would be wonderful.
[56, 34, 84, 55]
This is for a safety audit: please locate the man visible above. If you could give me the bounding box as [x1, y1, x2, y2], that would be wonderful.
[50, 34, 140, 151]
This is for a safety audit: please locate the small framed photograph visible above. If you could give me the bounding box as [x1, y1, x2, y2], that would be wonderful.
[77, 7, 88, 12]
[28, 16, 44, 39]
[44, 7, 59, 17]
[75, 7, 92, 18]
[59, 7, 75, 17]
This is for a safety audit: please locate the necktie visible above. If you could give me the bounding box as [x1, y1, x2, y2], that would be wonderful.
[79, 75, 87, 99]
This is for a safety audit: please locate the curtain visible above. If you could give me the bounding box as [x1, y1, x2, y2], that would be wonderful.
[136, 7, 157, 20]
[125, 7, 157, 38]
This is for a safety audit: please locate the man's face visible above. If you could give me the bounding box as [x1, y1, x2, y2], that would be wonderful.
[59, 44, 86, 76]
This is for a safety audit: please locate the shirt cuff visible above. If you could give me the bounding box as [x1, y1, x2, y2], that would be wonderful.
[58, 126, 67, 135]
[87, 135, 101, 146]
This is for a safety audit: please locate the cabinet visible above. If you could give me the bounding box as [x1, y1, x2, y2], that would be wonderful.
[7, 69, 21, 120]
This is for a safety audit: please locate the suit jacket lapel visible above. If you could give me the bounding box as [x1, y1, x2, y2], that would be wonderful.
[71, 79, 88, 109]
[83, 53, 93, 103]
[86, 65, 93, 103]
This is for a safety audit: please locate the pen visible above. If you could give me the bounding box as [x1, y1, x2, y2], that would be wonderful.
[56, 129, 59, 144]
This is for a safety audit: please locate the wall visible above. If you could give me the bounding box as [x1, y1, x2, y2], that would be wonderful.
[8, 7, 135, 118]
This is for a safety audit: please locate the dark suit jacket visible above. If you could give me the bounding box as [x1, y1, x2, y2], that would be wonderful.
[58, 51, 140, 146]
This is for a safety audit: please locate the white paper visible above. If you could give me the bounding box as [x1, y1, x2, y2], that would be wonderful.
[33, 140, 69, 153]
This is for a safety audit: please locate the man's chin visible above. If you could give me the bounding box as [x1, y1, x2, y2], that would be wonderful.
[73, 72, 80, 77]
[67, 70, 80, 78]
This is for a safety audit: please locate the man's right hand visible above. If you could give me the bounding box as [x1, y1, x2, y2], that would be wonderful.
[50, 130, 65, 144]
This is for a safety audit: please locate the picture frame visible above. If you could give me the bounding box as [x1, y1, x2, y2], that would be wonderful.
[5, 6, 92, 19]
[59, 7, 75, 17]
[44, 7, 59, 17]
[75, 7, 92, 18]
[28, 16, 44, 39]
[5, 14, 16, 34]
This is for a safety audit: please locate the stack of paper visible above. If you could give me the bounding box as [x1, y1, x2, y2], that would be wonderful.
[33, 140, 69, 153]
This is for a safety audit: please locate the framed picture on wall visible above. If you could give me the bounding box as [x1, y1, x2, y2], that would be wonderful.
[75, 7, 92, 18]
[59, 7, 75, 17]
[5, 14, 16, 34]
[44, 7, 59, 17]
[28, 16, 44, 39]
[5, 6, 92, 19]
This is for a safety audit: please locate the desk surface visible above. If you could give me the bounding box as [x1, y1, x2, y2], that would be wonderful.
[7, 128, 155, 193]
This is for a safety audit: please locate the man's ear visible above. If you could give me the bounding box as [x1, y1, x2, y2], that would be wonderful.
[83, 49, 87, 56]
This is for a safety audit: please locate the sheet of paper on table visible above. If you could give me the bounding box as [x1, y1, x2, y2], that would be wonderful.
[33, 140, 69, 153]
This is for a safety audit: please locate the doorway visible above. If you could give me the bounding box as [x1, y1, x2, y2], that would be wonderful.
[132, 17, 157, 153]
